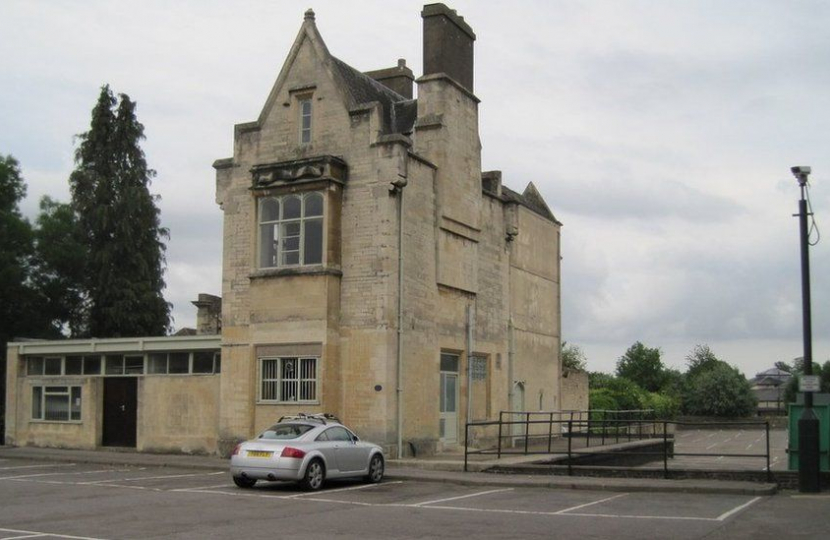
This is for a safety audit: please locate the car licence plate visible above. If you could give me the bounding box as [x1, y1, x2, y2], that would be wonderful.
[247, 450, 273, 458]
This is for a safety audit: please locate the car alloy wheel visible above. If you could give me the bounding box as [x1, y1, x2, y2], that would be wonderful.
[302, 459, 324, 491]
[367, 454, 384, 483]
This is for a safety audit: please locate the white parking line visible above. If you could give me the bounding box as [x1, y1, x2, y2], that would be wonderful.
[286, 481, 403, 498]
[0, 464, 76, 471]
[0, 528, 109, 540]
[715, 496, 762, 521]
[172, 483, 231, 492]
[563, 512, 719, 522]
[554, 493, 628, 514]
[0, 469, 132, 481]
[179, 481, 401, 498]
[79, 471, 224, 485]
[173, 483, 767, 523]
[84, 483, 165, 492]
[691, 433, 716, 444]
[410, 488, 514, 507]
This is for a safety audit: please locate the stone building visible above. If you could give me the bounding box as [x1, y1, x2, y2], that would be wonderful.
[213, 3, 562, 457]
[4, 3, 563, 457]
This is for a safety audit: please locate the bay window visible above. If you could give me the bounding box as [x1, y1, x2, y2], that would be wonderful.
[258, 192, 323, 268]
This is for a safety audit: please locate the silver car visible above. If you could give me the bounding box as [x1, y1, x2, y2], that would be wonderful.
[230, 413, 385, 491]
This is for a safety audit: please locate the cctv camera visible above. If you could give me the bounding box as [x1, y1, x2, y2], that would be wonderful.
[791, 166, 811, 186]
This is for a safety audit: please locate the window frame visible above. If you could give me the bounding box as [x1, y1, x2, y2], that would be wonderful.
[298, 96, 312, 144]
[25, 351, 221, 377]
[31, 385, 82, 423]
[257, 191, 324, 270]
[258, 356, 319, 404]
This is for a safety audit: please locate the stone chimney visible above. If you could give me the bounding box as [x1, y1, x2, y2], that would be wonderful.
[365, 59, 415, 99]
[421, 3, 476, 92]
[192, 293, 222, 335]
[481, 170, 502, 197]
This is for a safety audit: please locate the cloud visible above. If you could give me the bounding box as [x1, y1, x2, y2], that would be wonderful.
[3, 0, 830, 378]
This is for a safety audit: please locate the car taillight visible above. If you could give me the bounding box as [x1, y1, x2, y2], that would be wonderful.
[231, 444, 242, 456]
[281, 447, 306, 459]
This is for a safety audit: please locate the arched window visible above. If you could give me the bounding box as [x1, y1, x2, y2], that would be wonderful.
[257, 192, 324, 268]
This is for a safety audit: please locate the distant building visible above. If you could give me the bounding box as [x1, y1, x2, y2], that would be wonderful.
[750, 367, 791, 416]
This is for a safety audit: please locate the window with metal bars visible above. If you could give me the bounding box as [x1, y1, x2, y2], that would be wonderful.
[260, 357, 318, 403]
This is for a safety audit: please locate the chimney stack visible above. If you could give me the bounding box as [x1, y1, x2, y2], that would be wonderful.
[365, 59, 415, 99]
[421, 3, 476, 92]
[192, 293, 222, 335]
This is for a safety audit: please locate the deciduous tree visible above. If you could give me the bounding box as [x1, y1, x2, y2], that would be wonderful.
[615, 341, 665, 392]
[683, 362, 756, 417]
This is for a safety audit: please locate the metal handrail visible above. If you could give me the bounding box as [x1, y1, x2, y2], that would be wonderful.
[463, 413, 772, 482]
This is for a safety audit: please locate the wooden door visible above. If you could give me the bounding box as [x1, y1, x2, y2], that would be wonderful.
[102, 378, 137, 447]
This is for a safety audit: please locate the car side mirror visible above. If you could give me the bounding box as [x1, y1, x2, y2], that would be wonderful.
[353, 435, 360, 442]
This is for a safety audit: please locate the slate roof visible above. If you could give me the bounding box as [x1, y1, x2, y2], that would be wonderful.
[329, 54, 554, 222]
[330, 56, 415, 134]
[751, 368, 791, 387]
[393, 100, 418, 135]
[502, 186, 560, 224]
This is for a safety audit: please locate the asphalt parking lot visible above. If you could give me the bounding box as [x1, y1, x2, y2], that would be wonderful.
[671, 428, 788, 470]
[1, 458, 828, 539]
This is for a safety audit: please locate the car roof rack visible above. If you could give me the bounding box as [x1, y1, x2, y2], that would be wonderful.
[277, 412, 341, 425]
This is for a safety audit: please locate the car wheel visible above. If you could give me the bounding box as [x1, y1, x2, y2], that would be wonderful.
[366, 454, 384, 483]
[301, 459, 325, 491]
[233, 475, 256, 489]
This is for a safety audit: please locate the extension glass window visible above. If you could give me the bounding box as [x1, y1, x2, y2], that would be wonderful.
[32, 386, 81, 422]
[258, 192, 323, 269]
[259, 357, 318, 403]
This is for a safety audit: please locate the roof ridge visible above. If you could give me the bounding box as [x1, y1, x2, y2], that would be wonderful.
[330, 55, 408, 103]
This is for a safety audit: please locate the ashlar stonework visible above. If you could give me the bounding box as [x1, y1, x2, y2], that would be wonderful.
[213, 4, 563, 457]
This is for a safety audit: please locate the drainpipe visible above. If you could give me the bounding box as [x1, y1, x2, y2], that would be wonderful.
[508, 316, 514, 410]
[391, 166, 407, 460]
[466, 304, 474, 429]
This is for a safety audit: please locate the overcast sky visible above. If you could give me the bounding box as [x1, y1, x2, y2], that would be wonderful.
[2, 0, 828, 376]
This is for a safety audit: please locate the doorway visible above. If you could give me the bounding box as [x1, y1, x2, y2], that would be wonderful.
[511, 381, 525, 441]
[103, 377, 137, 447]
[439, 353, 459, 444]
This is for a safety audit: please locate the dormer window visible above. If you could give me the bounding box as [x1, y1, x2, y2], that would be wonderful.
[299, 98, 312, 144]
[258, 192, 324, 269]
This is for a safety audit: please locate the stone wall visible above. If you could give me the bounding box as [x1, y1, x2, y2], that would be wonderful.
[138, 375, 219, 454]
[561, 369, 589, 412]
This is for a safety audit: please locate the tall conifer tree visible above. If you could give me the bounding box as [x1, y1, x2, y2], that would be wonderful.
[0, 154, 35, 345]
[69, 86, 170, 337]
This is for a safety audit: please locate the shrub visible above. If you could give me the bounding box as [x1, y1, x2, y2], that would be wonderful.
[644, 392, 680, 419]
[683, 363, 756, 417]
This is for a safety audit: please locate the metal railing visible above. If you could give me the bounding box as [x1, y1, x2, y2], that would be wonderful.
[463, 412, 772, 481]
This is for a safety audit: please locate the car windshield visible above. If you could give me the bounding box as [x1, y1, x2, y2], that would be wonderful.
[258, 423, 315, 440]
